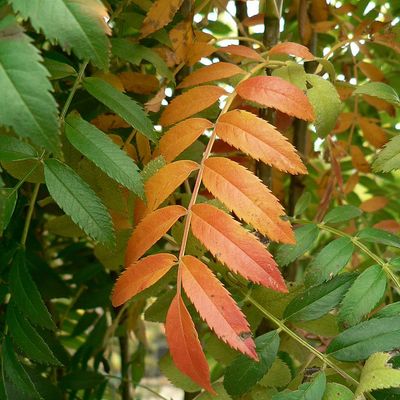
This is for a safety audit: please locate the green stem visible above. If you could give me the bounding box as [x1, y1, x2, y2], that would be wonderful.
[20, 183, 40, 247]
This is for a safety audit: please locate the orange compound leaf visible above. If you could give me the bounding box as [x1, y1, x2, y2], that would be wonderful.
[219, 44, 264, 61]
[181, 255, 257, 359]
[125, 205, 187, 266]
[236, 76, 315, 121]
[203, 157, 295, 244]
[215, 110, 307, 174]
[112, 254, 177, 307]
[166, 294, 214, 393]
[190, 204, 287, 292]
[160, 86, 226, 127]
[268, 42, 314, 60]
[156, 118, 213, 162]
[177, 62, 245, 89]
[140, 0, 183, 38]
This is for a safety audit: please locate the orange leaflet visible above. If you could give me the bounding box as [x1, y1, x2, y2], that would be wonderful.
[358, 61, 385, 82]
[155, 118, 213, 162]
[203, 157, 295, 243]
[350, 146, 370, 173]
[358, 117, 388, 148]
[140, 0, 183, 38]
[215, 110, 307, 174]
[177, 62, 245, 89]
[268, 42, 314, 60]
[125, 205, 187, 266]
[219, 44, 264, 61]
[160, 86, 226, 126]
[181, 255, 257, 359]
[360, 197, 388, 213]
[118, 72, 159, 94]
[236, 76, 315, 121]
[165, 294, 214, 393]
[190, 204, 287, 292]
[112, 254, 177, 307]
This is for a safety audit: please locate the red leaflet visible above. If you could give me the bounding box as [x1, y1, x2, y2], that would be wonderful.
[125, 205, 187, 266]
[181, 255, 257, 359]
[219, 44, 264, 61]
[191, 204, 287, 292]
[236, 76, 315, 121]
[166, 294, 214, 393]
[112, 254, 177, 307]
[269, 42, 314, 60]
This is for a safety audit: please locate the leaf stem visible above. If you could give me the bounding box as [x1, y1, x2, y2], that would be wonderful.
[20, 182, 40, 247]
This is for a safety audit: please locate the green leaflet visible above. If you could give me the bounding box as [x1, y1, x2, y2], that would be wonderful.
[306, 74, 342, 137]
[83, 77, 157, 142]
[272, 62, 307, 90]
[0, 136, 37, 162]
[272, 372, 326, 400]
[355, 353, 400, 398]
[9, 250, 56, 330]
[276, 224, 319, 266]
[7, 305, 61, 366]
[354, 82, 400, 106]
[144, 289, 175, 323]
[0, 16, 59, 154]
[141, 155, 166, 182]
[323, 205, 362, 224]
[373, 301, 400, 318]
[60, 371, 105, 391]
[373, 135, 400, 172]
[2, 336, 42, 399]
[259, 358, 292, 389]
[0, 188, 17, 234]
[293, 192, 312, 217]
[327, 316, 400, 361]
[322, 383, 353, 400]
[10, 0, 110, 70]
[357, 228, 400, 249]
[305, 237, 354, 286]
[65, 114, 144, 198]
[44, 159, 115, 244]
[223, 331, 280, 396]
[43, 58, 77, 80]
[339, 265, 386, 327]
[283, 273, 355, 322]
[194, 383, 231, 400]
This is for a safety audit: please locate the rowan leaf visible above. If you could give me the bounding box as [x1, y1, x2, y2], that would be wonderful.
[272, 62, 307, 90]
[269, 42, 314, 59]
[156, 118, 213, 162]
[194, 383, 231, 400]
[358, 117, 388, 148]
[165, 294, 214, 393]
[322, 383, 353, 400]
[178, 62, 245, 89]
[83, 77, 157, 142]
[203, 157, 295, 243]
[0, 16, 59, 154]
[215, 110, 306, 174]
[140, 0, 184, 37]
[191, 203, 287, 291]
[125, 205, 186, 266]
[354, 82, 400, 106]
[112, 253, 177, 307]
[339, 265, 387, 327]
[357, 228, 400, 249]
[181, 255, 256, 358]
[44, 159, 114, 244]
[236, 76, 315, 121]
[219, 44, 264, 61]
[10, 0, 111, 69]
[65, 114, 144, 197]
[373, 135, 400, 172]
[0, 136, 37, 162]
[323, 205, 362, 224]
[259, 358, 292, 388]
[0, 188, 18, 234]
[355, 353, 400, 398]
[360, 196, 388, 212]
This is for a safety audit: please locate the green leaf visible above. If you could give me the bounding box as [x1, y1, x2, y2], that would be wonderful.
[355, 353, 400, 398]
[43, 58, 77, 80]
[0, 16, 59, 154]
[311, 58, 336, 81]
[322, 383, 353, 400]
[44, 159, 114, 244]
[7, 305, 61, 366]
[65, 114, 144, 197]
[272, 62, 306, 90]
[373, 135, 400, 172]
[10, 0, 110, 70]
[141, 155, 166, 182]
[323, 205, 362, 224]
[2, 336, 41, 399]
[276, 224, 319, 266]
[194, 383, 231, 399]
[60, 371, 105, 390]
[9, 250, 56, 330]
[283, 273, 355, 322]
[354, 82, 400, 106]
[339, 265, 386, 327]
[373, 302, 400, 318]
[272, 372, 326, 400]
[306, 74, 342, 137]
[357, 228, 400, 249]
[294, 192, 312, 217]
[223, 331, 280, 396]
[305, 237, 354, 286]
[327, 316, 400, 361]
[295, 314, 339, 337]
[144, 289, 175, 323]
[83, 77, 157, 142]
[259, 358, 292, 389]
[0, 188, 17, 234]
[0, 136, 37, 162]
